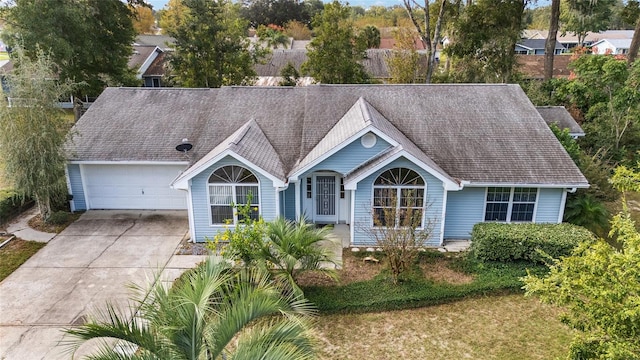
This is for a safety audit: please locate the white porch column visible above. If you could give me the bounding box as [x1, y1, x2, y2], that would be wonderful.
[349, 189, 355, 246]
[294, 180, 301, 219]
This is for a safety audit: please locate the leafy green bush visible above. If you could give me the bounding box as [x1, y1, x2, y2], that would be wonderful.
[303, 258, 546, 314]
[470, 223, 595, 263]
[0, 190, 32, 225]
[46, 210, 70, 225]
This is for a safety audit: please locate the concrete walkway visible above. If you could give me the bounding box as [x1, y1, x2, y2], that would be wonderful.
[0, 210, 206, 360]
[5, 207, 56, 243]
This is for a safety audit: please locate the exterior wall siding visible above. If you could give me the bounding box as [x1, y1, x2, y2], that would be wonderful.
[67, 164, 87, 211]
[352, 157, 444, 246]
[301, 134, 391, 177]
[191, 156, 277, 242]
[443, 187, 567, 239]
[282, 185, 296, 220]
[443, 187, 485, 239]
[535, 188, 564, 223]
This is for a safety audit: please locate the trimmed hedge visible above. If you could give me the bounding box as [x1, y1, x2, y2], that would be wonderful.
[0, 190, 32, 226]
[469, 223, 595, 263]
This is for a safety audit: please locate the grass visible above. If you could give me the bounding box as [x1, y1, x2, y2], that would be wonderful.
[0, 52, 8, 61]
[0, 238, 46, 282]
[314, 293, 574, 360]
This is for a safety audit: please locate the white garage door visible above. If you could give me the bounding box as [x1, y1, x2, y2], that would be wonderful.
[83, 164, 188, 210]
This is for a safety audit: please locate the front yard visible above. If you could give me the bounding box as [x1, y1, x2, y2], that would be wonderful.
[315, 293, 573, 359]
[0, 237, 45, 282]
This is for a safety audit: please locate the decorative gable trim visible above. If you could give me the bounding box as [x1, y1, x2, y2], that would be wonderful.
[172, 149, 286, 190]
[344, 148, 462, 191]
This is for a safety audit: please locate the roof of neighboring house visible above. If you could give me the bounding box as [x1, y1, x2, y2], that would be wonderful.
[134, 35, 175, 50]
[143, 51, 167, 77]
[516, 39, 566, 50]
[379, 38, 426, 50]
[536, 106, 585, 136]
[128, 45, 159, 69]
[522, 30, 634, 44]
[67, 84, 587, 186]
[591, 38, 632, 49]
[253, 49, 428, 79]
[516, 54, 572, 79]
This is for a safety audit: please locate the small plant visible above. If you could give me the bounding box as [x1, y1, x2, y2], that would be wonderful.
[46, 210, 70, 225]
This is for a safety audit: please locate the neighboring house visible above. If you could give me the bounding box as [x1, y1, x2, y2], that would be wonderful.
[516, 54, 572, 79]
[515, 39, 566, 55]
[129, 45, 163, 80]
[590, 39, 632, 55]
[134, 35, 175, 51]
[521, 29, 634, 49]
[142, 51, 168, 87]
[65, 84, 588, 246]
[536, 106, 585, 138]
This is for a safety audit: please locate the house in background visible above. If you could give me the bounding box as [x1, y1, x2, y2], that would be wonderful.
[590, 39, 632, 55]
[65, 84, 588, 246]
[515, 39, 566, 55]
[536, 106, 585, 139]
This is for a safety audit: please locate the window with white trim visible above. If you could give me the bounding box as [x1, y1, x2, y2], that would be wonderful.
[484, 187, 537, 222]
[208, 165, 259, 225]
[373, 168, 425, 227]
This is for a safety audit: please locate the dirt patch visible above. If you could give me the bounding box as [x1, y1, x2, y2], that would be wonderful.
[28, 213, 82, 234]
[175, 236, 211, 255]
[297, 251, 473, 287]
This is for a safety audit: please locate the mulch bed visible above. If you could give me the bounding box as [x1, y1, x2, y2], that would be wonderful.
[28, 213, 82, 234]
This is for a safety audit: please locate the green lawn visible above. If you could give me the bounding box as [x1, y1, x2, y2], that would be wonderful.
[0, 52, 9, 61]
[315, 294, 573, 360]
[0, 238, 46, 282]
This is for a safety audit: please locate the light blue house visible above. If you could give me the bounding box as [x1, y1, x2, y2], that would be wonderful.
[65, 84, 588, 246]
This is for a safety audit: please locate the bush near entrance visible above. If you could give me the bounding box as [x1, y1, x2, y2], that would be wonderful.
[470, 223, 595, 263]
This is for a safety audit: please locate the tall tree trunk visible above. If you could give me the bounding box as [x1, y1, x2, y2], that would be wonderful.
[544, 0, 561, 80]
[628, 16, 640, 65]
[426, 0, 447, 83]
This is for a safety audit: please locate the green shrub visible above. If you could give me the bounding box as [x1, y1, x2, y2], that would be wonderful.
[46, 210, 70, 225]
[0, 190, 32, 225]
[470, 223, 595, 263]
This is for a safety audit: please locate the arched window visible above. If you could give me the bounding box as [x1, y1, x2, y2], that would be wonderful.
[373, 168, 425, 227]
[208, 165, 259, 225]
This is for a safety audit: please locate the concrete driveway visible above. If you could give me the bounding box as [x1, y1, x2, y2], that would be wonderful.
[0, 210, 205, 360]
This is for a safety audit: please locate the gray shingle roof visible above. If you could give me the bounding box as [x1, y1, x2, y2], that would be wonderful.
[536, 106, 584, 136]
[67, 84, 588, 186]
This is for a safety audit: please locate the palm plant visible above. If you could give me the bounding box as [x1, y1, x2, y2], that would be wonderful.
[64, 258, 317, 360]
[564, 193, 610, 237]
[261, 218, 338, 293]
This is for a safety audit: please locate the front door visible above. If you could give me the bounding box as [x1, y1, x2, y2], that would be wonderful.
[314, 175, 338, 223]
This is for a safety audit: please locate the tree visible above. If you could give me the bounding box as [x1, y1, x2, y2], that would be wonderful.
[302, 1, 369, 84]
[284, 20, 312, 40]
[65, 257, 318, 359]
[446, 0, 525, 83]
[0, 49, 75, 221]
[544, 0, 561, 80]
[560, 0, 616, 46]
[158, 0, 188, 34]
[257, 24, 289, 49]
[240, 0, 311, 28]
[2, 0, 137, 97]
[386, 27, 422, 83]
[279, 62, 301, 86]
[628, 8, 640, 64]
[168, 0, 260, 88]
[402, 0, 447, 83]
[556, 56, 640, 164]
[132, 4, 156, 34]
[359, 25, 381, 48]
[523, 165, 640, 360]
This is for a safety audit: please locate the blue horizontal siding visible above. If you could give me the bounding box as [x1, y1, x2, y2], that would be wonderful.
[443, 187, 485, 239]
[67, 164, 86, 211]
[352, 157, 444, 246]
[191, 156, 277, 243]
[535, 188, 564, 223]
[283, 186, 296, 220]
[303, 133, 391, 176]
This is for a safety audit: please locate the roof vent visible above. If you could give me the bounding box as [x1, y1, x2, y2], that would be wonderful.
[175, 138, 193, 152]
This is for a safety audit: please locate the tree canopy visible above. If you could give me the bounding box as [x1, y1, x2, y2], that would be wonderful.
[167, 0, 260, 88]
[302, 1, 369, 84]
[560, 0, 616, 46]
[240, 0, 317, 28]
[2, 0, 137, 97]
[0, 49, 76, 220]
